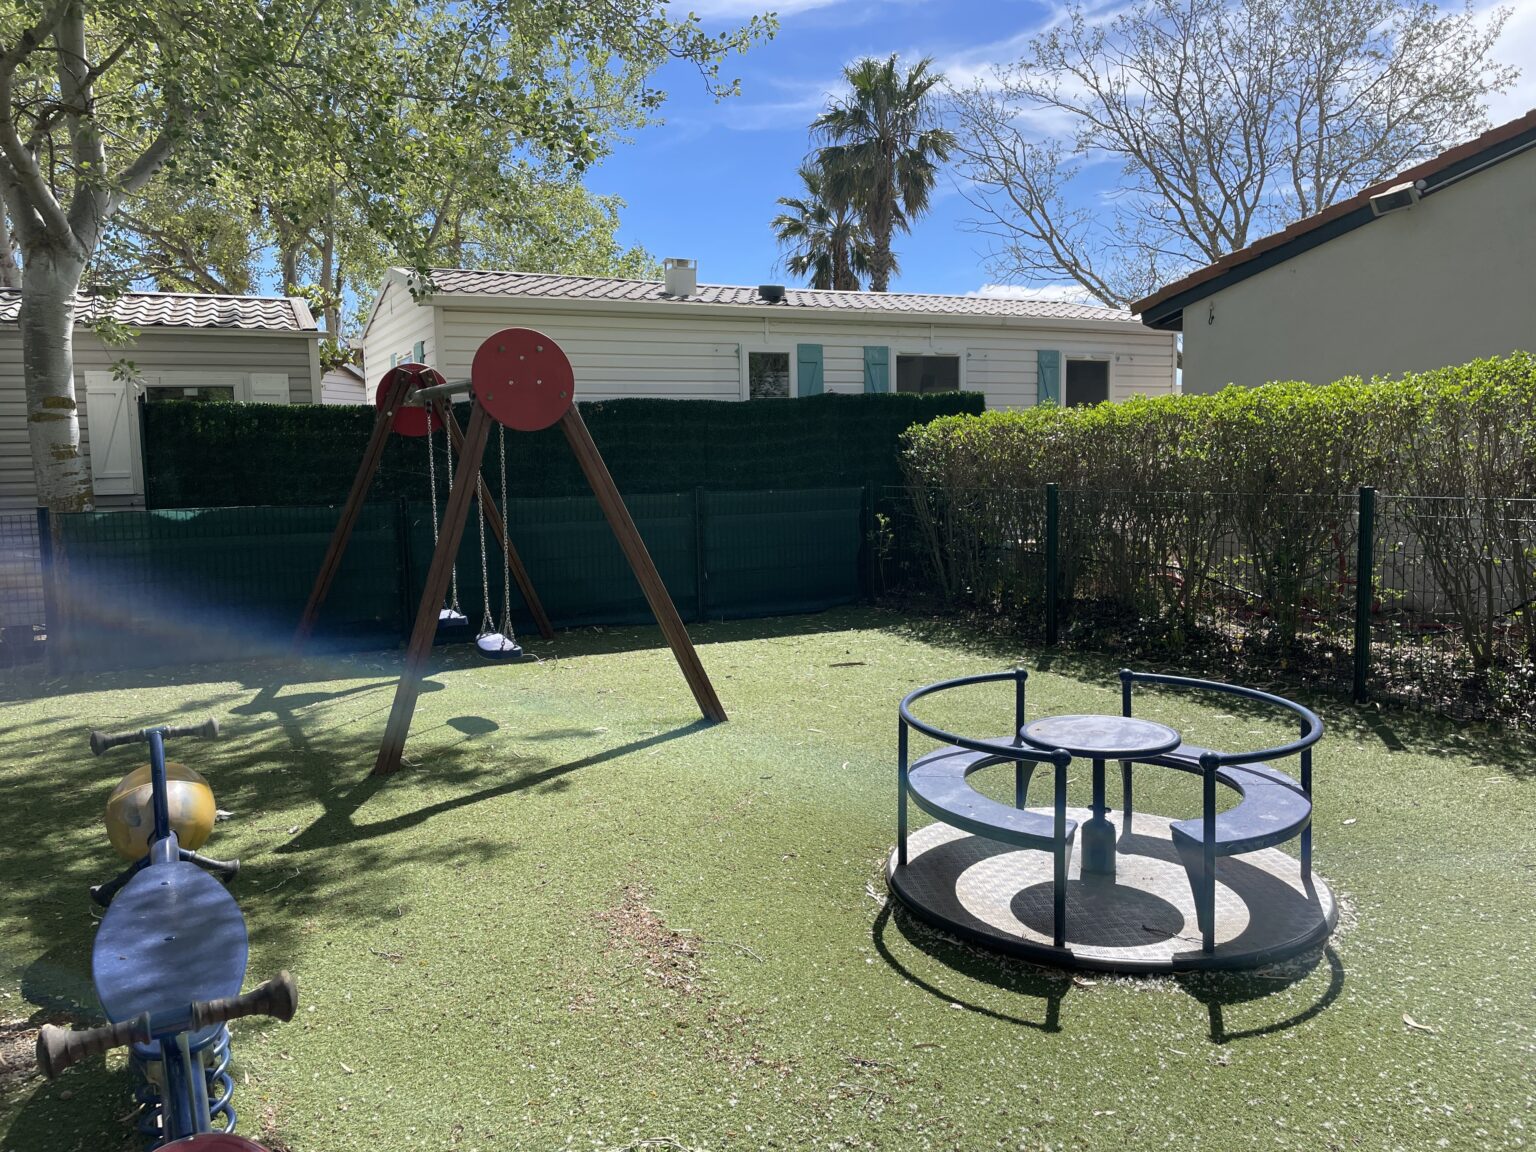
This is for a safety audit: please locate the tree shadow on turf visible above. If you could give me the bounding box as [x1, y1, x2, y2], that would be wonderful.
[277, 720, 713, 855]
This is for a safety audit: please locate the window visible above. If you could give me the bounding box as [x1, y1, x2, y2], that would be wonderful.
[746, 350, 792, 399]
[144, 385, 236, 404]
[896, 354, 960, 394]
[1065, 358, 1110, 406]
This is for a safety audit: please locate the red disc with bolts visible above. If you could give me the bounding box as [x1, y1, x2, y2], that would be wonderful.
[471, 329, 575, 432]
[375, 364, 445, 438]
[161, 1136, 272, 1150]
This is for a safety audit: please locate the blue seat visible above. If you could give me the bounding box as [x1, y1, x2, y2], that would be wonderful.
[1132, 743, 1312, 943]
[93, 860, 249, 1057]
[907, 743, 1078, 853]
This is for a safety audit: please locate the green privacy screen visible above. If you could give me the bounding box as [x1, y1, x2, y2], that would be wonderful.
[50, 489, 865, 667]
[142, 392, 984, 509]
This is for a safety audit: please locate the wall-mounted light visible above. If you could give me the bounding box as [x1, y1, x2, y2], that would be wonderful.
[1368, 180, 1425, 217]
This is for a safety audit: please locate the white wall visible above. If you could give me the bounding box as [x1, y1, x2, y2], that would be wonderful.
[1181, 146, 1536, 393]
[364, 291, 1177, 409]
[361, 279, 437, 392]
[0, 327, 318, 509]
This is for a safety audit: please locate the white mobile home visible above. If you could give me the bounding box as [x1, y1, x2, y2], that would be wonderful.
[0, 290, 321, 509]
[361, 266, 1178, 409]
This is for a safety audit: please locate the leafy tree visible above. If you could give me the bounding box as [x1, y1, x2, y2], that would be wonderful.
[0, 0, 768, 510]
[948, 0, 1518, 308]
[770, 161, 874, 291]
[812, 54, 955, 293]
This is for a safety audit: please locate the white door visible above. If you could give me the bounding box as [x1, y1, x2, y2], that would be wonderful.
[83, 371, 141, 497]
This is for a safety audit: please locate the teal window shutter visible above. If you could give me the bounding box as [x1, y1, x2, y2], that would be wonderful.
[863, 345, 890, 393]
[412, 340, 425, 363]
[797, 343, 824, 396]
[389, 352, 398, 369]
[1037, 349, 1061, 405]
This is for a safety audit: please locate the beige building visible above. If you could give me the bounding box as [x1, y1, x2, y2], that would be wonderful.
[361, 266, 1178, 411]
[0, 291, 321, 509]
[1135, 109, 1536, 393]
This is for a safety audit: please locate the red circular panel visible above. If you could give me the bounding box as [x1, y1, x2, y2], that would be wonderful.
[471, 329, 575, 432]
[161, 1136, 271, 1150]
[375, 364, 445, 438]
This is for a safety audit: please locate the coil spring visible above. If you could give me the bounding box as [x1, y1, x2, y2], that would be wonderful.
[130, 1026, 236, 1148]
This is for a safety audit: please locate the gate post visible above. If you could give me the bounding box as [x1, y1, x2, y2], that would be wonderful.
[1045, 483, 1060, 647]
[1353, 486, 1376, 703]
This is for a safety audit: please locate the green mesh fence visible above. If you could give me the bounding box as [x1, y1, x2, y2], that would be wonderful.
[48, 489, 866, 667]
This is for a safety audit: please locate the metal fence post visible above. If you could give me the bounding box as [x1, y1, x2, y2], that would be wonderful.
[1353, 485, 1376, 703]
[1045, 483, 1060, 646]
[694, 486, 707, 622]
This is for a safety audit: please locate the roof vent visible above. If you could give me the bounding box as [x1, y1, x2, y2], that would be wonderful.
[1369, 180, 1424, 217]
[758, 284, 785, 304]
[663, 257, 697, 298]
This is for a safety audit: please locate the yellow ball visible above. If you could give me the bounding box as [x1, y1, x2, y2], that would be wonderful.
[104, 762, 217, 861]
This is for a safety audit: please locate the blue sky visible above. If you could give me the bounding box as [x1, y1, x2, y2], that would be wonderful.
[588, 0, 1535, 298]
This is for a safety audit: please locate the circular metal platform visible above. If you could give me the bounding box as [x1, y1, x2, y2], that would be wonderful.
[887, 810, 1336, 973]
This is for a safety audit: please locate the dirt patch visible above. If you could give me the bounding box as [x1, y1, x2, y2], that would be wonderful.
[0, 1019, 39, 1093]
[594, 885, 702, 996]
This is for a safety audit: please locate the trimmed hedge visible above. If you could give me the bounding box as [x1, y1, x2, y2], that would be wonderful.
[144, 391, 986, 508]
[901, 353, 1536, 498]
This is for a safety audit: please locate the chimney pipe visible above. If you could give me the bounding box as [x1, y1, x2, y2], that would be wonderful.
[663, 258, 697, 298]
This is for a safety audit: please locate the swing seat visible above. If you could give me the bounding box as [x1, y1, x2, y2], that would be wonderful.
[475, 632, 523, 660]
[438, 608, 469, 630]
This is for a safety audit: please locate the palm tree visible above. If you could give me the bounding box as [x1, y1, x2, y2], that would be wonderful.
[813, 54, 955, 292]
[770, 162, 875, 291]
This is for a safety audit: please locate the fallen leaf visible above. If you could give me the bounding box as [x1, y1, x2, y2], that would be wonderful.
[1403, 1014, 1438, 1034]
[1342, 818, 1357, 826]
[1072, 977, 1097, 988]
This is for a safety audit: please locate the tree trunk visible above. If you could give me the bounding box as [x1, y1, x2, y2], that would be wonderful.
[870, 229, 893, 292]
[0, 197, 19, 289]
[19, 248, 92, 511]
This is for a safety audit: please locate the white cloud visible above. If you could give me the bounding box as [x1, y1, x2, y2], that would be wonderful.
[967, 283, 1096, 304]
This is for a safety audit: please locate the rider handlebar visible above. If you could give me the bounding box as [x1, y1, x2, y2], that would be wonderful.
[190, 972, 299, 1030]
[36, 1013, 150, 1079]
[89, 716, 221, 757]
[34, 972, 296, 1079]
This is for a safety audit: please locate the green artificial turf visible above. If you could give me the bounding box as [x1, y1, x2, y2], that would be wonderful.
[0, 607, 1531, 1151]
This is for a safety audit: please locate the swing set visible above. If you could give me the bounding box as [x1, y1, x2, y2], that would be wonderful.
[294, 328, 727, 778]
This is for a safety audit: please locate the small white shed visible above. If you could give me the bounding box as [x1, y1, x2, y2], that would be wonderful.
[0, 290, 321, 509]
[361, 267, 1178, 409]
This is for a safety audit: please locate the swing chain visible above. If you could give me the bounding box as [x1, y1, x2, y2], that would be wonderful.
[441, 403, 461, 613]
[476, 460, 494, 635]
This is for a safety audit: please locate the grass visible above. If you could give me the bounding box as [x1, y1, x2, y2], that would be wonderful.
[0, 606, 1531, 1151]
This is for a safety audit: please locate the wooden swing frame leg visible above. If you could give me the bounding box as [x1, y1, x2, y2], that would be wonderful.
[437, 399, 554, 641]
[293, 369, 413, 653]
[374, 404, 495, 776]
[373, 400, 727, 778]
[560, 405, 728, 724]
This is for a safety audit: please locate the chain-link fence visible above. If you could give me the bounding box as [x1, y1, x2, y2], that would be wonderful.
[880, 485, 1535, 726]
[0, 512, 47, 665]
[31, 487, 867, 670]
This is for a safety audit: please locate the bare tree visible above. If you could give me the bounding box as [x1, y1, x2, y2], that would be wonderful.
[948, 0, 1518, 309]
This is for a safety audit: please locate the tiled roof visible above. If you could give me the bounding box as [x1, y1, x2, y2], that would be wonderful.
[1133, 108, 1536, 322]
[418, 268, 1138, 324]
[0, 290, 317, 332]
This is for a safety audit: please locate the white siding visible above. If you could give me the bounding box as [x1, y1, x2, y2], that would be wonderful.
[360, 279, 438, 391]
[321, 369, 368, 404]
[0, 326, 318, 509]
[429, 303, 1177, 408]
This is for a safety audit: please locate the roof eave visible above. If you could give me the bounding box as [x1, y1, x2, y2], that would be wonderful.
[421, 290, 1147, 334]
